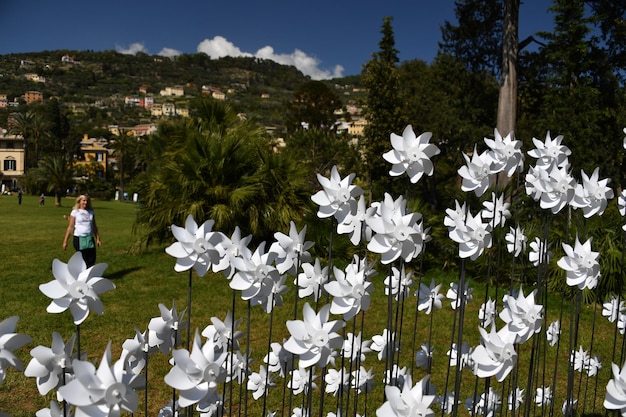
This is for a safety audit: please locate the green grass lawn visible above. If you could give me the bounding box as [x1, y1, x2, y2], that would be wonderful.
[0, 193, 620, 416]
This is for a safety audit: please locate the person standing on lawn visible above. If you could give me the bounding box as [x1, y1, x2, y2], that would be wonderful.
[62, 195, 101, 267]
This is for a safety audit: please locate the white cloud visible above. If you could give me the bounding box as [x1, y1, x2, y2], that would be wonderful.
[196, 36, 343, 80]
[115, 36, 344, 80]
[197, 36, 253, 59]
[158, 47, 182, 58]
[116, 42, 148, 55]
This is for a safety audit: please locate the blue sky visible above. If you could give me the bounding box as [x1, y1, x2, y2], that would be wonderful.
[0, 0, 555, 79]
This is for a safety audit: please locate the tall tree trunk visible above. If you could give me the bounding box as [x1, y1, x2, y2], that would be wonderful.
[496, 0, 519, 136]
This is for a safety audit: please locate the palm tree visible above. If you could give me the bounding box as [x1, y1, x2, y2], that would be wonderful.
[133, 99, 313, 248]
[108, 131, 136, 201]
[27, 154, 74, 206]
[8, 111, 50, 170]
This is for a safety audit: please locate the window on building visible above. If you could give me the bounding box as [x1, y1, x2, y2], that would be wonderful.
[97, 153, 103, 162]
[4, 158, 16, 171]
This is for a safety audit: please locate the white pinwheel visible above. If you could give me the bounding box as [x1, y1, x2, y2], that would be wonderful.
[337, 195, 371, 245]
[446, 281, 474, 310]
[25, 332, 76, 395]
[384, 264, 414, 301]
[376, 374, 437, 417]
[284, 303, 345, 369]
[0, 316, 32, 383]
[383, 125, 440, 183]
[458, 144, 494, 196]
[546, 320, 560, 347]
[481, 192, 511, 229]
[201, 311, 243, 352]
[164, 329, 227, 408]
[587, 355, 602, 377]
[225, 350, 250, 384]
[448, 209, 492, 261]
[562, 399, 578, 416]
[527, 131, 571, 168]
[620, 190, 626, 232]
[311, 165, 363, 223]
[415, 343, 433, 369]
[247, 365, 274, 400]
[213, 226, 253, 279]
[296, 258, 329, 301]
[479, 298, 497, 328]
[341, 332, 371, 364]
[269, 221, 313, 275]
[416, 279, 444, 314]
[59, 342, 141, 417]
[325, 367, 350, 396]
[535, 386, 552, 406]
[605, 359, 626, 414]
[484, 129, 524, 177]
[465, 387, 501, 417]
[571, 346, 590, 373]
[447, 341, 474, 370]
[370, 329, 398, 361]
[383, 364, 408, 388]
[440, 391, 459, 415]
[508, 387, 524, 411]
[229, 241, 278, 307]
[40, 252, 113, 325]
[557, 236, 601, 290]
[524, 164, 550, 201]
[351, 366, 375, 394]
[366, 193, 428, 264]
[148, 302, 187, 354]
[264, 340, 291, 378]
[471, 325, 517, 382]
[325, 262, 372, 320]
[618, 314, 626, 334]
[529, 237, 551, 267]
[570, 167, 614, 217]
[444, 199, 467, 231]
[257, 273, 289, 314]
[603, 295, 625, 323]
[499, 286, 543, 344]
[538, 163, 576, 214]
[287, 367, 317, 395]
[165, 214, 224, 276]
[505, 226, 527, 257]
[121, 329, 150, 376]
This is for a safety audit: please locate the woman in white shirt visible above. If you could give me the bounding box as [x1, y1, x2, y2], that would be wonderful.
[62, 195, 102, 267]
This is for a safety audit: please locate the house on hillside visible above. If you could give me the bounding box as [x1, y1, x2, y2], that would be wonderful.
[129, 123, 157, 137]
[162, 102, 176, 116]
[75, 134, 108, 176]
[348, 118, 368, 136]
[0, 130, 25, 191]
[24, 91, 43, 104]
[159, 85, 184, 97]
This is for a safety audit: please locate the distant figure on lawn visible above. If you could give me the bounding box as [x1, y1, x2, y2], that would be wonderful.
[17, 188, 22, 205]
[39, 194, 45, 207]
[62, 195, 102, 267]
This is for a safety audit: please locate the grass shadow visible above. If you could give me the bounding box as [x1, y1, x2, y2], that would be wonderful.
[106, 266, 143, 280]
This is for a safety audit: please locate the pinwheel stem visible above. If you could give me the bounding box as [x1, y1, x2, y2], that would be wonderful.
[244, 300, 251, 417]
[228, 290, 236, 417]
[186, 269, 192, 352]
[76, 323, 81, 363]
[452, 259, 468, 417]
[144, 343, 149, 417]
[384, 263, 394, 402]
[262, 294, 274, 417]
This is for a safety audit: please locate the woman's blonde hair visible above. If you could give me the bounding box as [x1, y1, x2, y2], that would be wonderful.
[73, 195, 93, 210]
